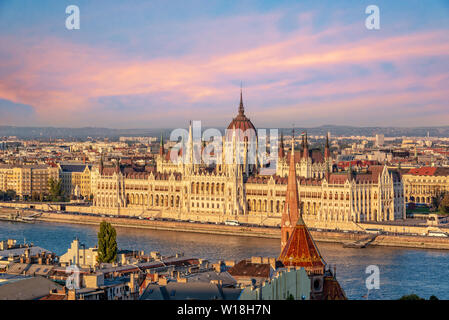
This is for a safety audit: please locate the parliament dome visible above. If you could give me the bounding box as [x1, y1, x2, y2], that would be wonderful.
[226, 90, 257, 140]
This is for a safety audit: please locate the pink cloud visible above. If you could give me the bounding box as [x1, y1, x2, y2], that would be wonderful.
[0, 13, 448, 127]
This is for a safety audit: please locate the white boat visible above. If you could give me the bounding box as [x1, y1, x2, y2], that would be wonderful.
[427, 231, 448, 237]
[225, 220, 240, 226]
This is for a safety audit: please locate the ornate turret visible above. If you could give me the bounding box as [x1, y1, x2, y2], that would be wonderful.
[115, 158, 121, 174]
[279, 132, 285, 159]
[99, 154, 104, 175]
[159, 133, 165, 157]
[303, 132, 309, 159]
[324, 133, 330, 160]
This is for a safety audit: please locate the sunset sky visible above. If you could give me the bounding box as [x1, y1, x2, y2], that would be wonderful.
[0, 0, 448, 128]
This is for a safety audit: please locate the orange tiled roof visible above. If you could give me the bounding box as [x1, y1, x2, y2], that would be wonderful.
[278, 216, 325, 274]
[407, 167, 437, 176]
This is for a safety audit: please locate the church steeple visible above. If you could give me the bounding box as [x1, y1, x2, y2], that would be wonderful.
[280, 129, 300, 251]
[279, 132, 326, 273]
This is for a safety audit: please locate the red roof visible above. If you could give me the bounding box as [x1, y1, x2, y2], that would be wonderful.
[407, 167, 437, 176]
[278, 216, 325, 274]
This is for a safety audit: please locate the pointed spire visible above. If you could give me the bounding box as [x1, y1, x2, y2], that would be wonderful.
[279, 130, 326, 273]
[188, 121, 193, 164]
[99, 154, 104, 175]
[280, 129, 300, 251]
[159, 132, 165, 157]
[116, 158, 120, 174]
[232, 124, 237, 165]
[238, 83, 244, 115]
[279, 131, 285, 159]
[324, 132, 330, 160]
[303, 131, 309, 159]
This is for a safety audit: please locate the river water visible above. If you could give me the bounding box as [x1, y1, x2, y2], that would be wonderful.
[1, 220, 448, 300]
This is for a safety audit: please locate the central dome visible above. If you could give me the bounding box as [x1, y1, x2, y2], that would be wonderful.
[226, 90, 257, 140]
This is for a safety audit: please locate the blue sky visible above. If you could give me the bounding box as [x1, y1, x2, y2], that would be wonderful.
[0, 0, 448, 128]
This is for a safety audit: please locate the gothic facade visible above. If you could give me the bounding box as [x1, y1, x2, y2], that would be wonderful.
[91, 93, 405, 223]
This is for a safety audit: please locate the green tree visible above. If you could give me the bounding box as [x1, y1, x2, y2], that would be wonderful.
[429, 295, 439, 300]
[439, 193, 449, 214]
[97, 221, 117, 263]
[32, 192, 39, 201]
[399, 294, 424, 300]
[432, 192, 445, 211]
[5, 189, 16, 201]
[48, 177, 63, 202]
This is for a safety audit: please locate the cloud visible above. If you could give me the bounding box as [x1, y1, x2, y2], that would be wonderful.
[0, 99, 37, 126]
[0, 6, 448, 127]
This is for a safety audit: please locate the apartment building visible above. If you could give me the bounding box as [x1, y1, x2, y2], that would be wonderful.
[0, 164, 59, 199]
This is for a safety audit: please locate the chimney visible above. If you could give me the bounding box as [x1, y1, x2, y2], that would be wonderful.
[67, 289, 77, 301]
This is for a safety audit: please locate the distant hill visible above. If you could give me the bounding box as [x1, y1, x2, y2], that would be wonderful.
[276, 125, 449, 138]
[0, 125, 448, 140]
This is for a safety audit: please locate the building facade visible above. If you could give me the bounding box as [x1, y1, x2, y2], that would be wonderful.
[402, 167, 449, 205]
[91, 94, 405, 224]
[58, 163, 92, 199]
[0, 164, 59, 199]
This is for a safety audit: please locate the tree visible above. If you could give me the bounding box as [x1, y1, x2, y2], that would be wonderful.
[97, 221, 117, 263]
[399, 294, 424, 300]
[48, 177, 63, 202]
[439, 193, 449, 214]
[5, 189, 16, 201]
[429, 295, 439, 300]
[32, 192, 39, 201]
[432, 192, 446, 211]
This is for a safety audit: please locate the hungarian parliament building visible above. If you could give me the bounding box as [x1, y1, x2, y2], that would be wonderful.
[91, 93, 405, 224]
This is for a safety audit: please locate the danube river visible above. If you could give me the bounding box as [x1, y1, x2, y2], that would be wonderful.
[1, 220, 449, 300]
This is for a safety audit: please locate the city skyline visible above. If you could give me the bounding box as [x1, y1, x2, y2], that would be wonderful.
[0, 1, 448, 128]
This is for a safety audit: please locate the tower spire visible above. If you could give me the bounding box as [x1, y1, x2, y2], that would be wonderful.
[279, 131, 326, 274]
[159, 132, 165, 157]
[303, 131, 309, 159]
[238, 83, 244, 115]
[188, 121, 193, 165]
[279, 131, 285, 159]
[99, 154, 104, 175]
[280, 129, 300, 251]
